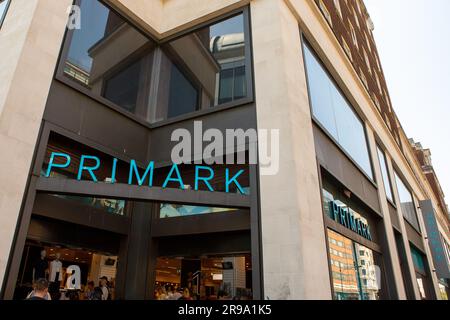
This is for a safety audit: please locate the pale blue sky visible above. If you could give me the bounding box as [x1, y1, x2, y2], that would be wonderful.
[365, 0, 450, 206]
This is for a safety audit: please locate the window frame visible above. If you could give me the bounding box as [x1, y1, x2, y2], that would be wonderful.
[55, 0, 254, 129]
[301, 39, 375, 184]
[0, 0, 11, 30]
[376, 145, 395, 205]
[393, 170, 421, 232]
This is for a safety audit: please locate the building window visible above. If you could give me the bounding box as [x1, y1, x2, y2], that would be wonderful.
[349, 22, 358, 49]
[159, 203, 237, 219]
[342, 37, 353, 61]
[372, 94, 380, 111]
[384, 114, 392, 131]
[59, 0, 252, 124]
[375, 72, 382, 94]
[327, 229, 381, 300]
[0, 0, 10, 29]
[359, 68, 368, 90]
[355, 0, 362, 15]
[352, 8, 360, 28]
[376, 147, 394, 202]
[319, 0, 333, 26]
[303, 44, 374, 179]
[394, 172, 420, 230]
[334, 0, 342, 19]
[363, 49, 371, 75]
[365, 33, 372, 53]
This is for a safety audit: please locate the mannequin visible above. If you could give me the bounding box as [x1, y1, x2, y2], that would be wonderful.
[49, 252, 63, 283]
[32, 249, 48, 282]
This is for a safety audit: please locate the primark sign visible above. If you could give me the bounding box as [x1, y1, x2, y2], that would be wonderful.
[44, 121, 281, 193]
[329, 200, 373, 241]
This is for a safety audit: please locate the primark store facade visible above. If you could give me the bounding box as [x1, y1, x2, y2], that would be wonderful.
[0, 0, 448, 300]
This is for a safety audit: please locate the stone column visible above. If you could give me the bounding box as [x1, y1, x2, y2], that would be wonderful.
[365, 124, 407, 299]
[251, 0, 331, 299]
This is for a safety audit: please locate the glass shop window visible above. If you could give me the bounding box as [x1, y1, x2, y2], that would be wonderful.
[303, 43, 373, 179]
[59, 1, 252, 123]
[327, 229, 382, 300]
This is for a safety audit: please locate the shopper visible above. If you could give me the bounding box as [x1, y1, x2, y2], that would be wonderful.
[179, 288, 192, 300]
[26, 278, 50, 300]
[84, 281, 95, 300]
[99, 276, 109, 300]
[90, 287, 103, 300]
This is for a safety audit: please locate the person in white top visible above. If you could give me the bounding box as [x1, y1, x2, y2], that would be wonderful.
[49, 253, 63, 283]
[99, 276, 109, 300]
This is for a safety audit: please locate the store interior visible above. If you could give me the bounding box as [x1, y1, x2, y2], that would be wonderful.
[14, 241, 118, 300]
[154, 254, 252, 300]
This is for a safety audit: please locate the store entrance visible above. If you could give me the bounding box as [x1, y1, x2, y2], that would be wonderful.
[154, 254, 252, 300]
[14, 241, 119, 300]
[13, 216, 124, 300]
[153, 231, 252, 300]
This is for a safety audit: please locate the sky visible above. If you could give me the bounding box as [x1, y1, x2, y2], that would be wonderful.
[365, 0, 450, 205]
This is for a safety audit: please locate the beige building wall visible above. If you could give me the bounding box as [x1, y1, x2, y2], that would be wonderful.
[0, 0, 71, 288]
[107, 0, 249, 39]
[251, 0, 331, 299]
[286, 0, 441, 299]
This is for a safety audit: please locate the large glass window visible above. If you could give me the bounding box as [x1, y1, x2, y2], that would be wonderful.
[0, 0, 10, 29]
[62, 0, 154, 117]
[159, 204, 237, 219]
[410, 245, 429, 299]
[327, 229, 381, 300]
[376, 147, 394, 202]
[303, 43, 373, 179]
[394, 172, 420, 230]
[60, 0, 252, 123]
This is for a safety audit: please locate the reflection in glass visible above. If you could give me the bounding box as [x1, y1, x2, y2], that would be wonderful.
[159, 203, 237, 219]
[51, 194, 126, 216]
[303, 44, 373, 179]
[394, 172, 420, 230]
[103, 59, 142, 113]
[354, 242, 380, 300]
[327, 229, 380, 300]
[322, 189, 370, 230]
[63, 0, 154, 117]
[376, 147, 394, 202]
[416, 277, 427, 299]
[153, 14, 247, 122]
[61, 1, 250, 123]
[0, 0, 10, 28]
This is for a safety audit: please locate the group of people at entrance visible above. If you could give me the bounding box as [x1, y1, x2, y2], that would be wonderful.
[26, 277, 112, 301]
[155, 286, 194, 300]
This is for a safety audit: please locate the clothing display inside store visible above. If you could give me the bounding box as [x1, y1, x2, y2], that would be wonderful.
[154, 255, 252, 300]
[14, 242, 118, 300]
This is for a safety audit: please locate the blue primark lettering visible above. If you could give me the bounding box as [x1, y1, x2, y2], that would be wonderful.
[195, 166, 214, 192]
[357, 220, 363, 237]
[340, 207, 348, 227]
[111, 158, 118, 183]
[349, 210, 357, 232]
[44, 152, 246, 194]
[45, 152, 71, 177]
[225, 169, 245, 194]
[329, 200, 372, 241]
[77, 155, 100, 182]
[129, 160, 154, 186]
[162, 163, 184, 189]
[366, 225, 373, 241]
[332, 202, 340, 221]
